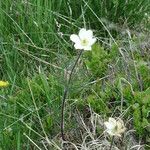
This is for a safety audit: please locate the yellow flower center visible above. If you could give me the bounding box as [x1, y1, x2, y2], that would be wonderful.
[81, 39, 88, 46]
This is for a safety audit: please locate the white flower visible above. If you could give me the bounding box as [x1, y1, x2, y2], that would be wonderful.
[104, 117, 126, 137]
[70, 28, 96, 50]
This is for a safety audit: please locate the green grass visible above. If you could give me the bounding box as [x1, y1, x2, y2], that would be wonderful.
[0, 0, 150, 149]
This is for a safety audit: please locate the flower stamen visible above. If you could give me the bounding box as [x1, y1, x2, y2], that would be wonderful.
[81, 39, 89, 46]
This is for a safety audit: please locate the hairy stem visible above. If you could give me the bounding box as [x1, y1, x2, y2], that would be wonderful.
[109, 136, 114, 150]
[61, 50, 83, 140]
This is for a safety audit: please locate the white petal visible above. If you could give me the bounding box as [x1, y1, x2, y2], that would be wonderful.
[117, 120, 123, 129]
[70, 34, 80, 43]
[109, 117, 117, 125]
[80, 29, 94, 41]
[89, 38, 96, 46]
[79, 28, 87, 39]
[86, 30, 93, 38]
[106, 130, 115, 136]
[115, 133, 121, 137]
[116, 119, 125, 132]
[83, 46, 92, 51]
[104, 122, 115, 130]
[119, 128, 126, 134]
[74, 43, 83, 50]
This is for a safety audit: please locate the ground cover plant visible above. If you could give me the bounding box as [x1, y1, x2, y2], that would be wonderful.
[0, 0, 150, 149]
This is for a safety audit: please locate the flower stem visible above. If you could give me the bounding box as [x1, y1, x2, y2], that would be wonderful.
[109, 136, 114, 150]
[61, 50, 83, 141]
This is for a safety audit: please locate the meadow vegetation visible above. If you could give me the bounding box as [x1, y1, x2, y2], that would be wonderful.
[0, 0, 150, 149]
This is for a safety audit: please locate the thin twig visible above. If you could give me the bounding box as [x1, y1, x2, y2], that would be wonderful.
[61, 50, 83, 141]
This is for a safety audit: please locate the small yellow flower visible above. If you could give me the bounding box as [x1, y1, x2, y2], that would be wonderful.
[0, 81, 9, 87]
[104, 117, 126, 137]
